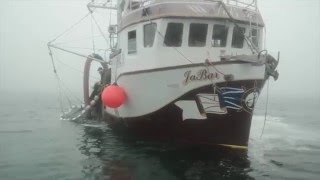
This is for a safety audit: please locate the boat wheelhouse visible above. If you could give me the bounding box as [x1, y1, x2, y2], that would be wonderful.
[110, 0, 265, 79]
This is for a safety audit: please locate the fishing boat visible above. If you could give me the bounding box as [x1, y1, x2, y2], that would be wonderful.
[48, 0, 279, 148]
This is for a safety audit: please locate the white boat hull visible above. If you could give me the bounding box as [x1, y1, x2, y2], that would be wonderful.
[106, 61, 265, 118]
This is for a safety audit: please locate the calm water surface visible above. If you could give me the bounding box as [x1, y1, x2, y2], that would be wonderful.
[0, 92, 319, 180]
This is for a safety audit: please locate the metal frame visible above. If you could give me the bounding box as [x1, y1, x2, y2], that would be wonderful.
[124, 0, 258, 11]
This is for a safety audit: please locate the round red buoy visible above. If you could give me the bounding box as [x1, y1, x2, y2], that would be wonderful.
[101, 85, 126, 108]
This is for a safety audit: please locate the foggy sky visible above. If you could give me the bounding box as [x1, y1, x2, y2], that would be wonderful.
[0, 0, 319, 101]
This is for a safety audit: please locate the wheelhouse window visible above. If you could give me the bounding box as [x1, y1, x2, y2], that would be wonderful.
[232, 26, 246, 48]
[251, 28, 259, 47]
[212, 24, 228, 47]
[129, 0, 141, 10]
[144, 23, 157, 48]
[128, 30, 137, 54]
[188, 23, 208, 47]
[164, 23, 183, 47]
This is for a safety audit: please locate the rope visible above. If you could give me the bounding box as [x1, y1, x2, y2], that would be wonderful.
[204, 59, 226, 76]
[49, 48, 84, 105]
[144, 10, 194, 64]
[53, 67, 77, 108]
[260, 78, 270, 138]
[109, 2, 113, 47]
[52, 52, 104, 108]
[54, 56, 100, 81]
[156, 28, 194, 64]
[145, 9, 229, 103]
[56, 74, 65, 114]
[48, 6, 110, 116]
[53, 34, 110, 45]
[54, 45, 107, 52]
[49, 47, 69, 113]
[217, 1, 258, 54]
[243, 0, 256, 9]
[48, 47, 57, 73]
[49, 12, 92, 44]
[263, 26, 267, 50]
[91, 13, 110, 45]
[49, 47, 64, 112]
[56, 74, 83, 104]
[90, 14, 96, 53]
[204, 61, 219, 90]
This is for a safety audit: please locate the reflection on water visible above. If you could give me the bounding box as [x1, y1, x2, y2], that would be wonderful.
[1, 93, 320, 179]
[78, 121, 253, 180]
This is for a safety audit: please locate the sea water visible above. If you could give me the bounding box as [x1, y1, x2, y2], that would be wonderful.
[0, 91, 319, 180]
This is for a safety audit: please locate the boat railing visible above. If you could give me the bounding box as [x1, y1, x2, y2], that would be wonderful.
[127, 0, 258, 11]
[222, 0, 258, 11]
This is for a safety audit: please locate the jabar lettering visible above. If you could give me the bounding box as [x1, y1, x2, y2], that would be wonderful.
[183, 69, 220, 85]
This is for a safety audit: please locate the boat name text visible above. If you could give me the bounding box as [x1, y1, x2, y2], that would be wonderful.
[183, 69, 220, 85]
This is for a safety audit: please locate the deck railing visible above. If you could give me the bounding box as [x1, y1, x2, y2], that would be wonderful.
[127, 0, 258, 11]
[223, 0, 258, 11]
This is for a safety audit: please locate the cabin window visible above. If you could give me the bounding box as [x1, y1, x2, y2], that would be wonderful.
[251, 28, 259, 47]
[232, 26, 246, 48]
[212, 24, 228, 47]
[128, 0, 141, 10]
[128, 30, 137, 54]
[188, 23, 208, 47]
[144, 23, 157, 48]
[164, 23, 183, 47]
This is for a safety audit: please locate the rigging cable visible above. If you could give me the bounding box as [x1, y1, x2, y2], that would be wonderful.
[53, 34, 109, 45]
[56, 74, 73, 108]
[53, 45, 106, 51]
[263, 26, 267, 50]
[49, 12, 92, 44]
[91, 13, 110, 45]
[143, 3, 230, 96]
[260, 78, 270, 138]
[204, 58, 226, 76]
[56, 76, 65, 114]
[244, 0, 256, 9]
[90, 14, 96, 53]
[53, 53, 88, 104]
[49, 47, 83, 107]
[48, 47, 68, 113]
[109, 1, 113, 48]
[144, 8, 194, 64]
[54, 56, 100, 81]
[48, 5, 110, 115]
[216, 1, 259, 54]
[260, 21, 269, 138]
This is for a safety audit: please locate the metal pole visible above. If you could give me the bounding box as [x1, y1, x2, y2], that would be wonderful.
[87, 2, 117, 10]
[48, 43, 106, 63]
[255, 0, 258, 11]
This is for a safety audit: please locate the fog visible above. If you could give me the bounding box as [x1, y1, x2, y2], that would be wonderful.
[0, 0, 319, 101]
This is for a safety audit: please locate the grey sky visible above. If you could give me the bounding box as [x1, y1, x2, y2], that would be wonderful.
[0, 0, 319, 101]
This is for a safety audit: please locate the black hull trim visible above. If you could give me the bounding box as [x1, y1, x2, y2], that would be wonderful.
[104, 80, 265, 147]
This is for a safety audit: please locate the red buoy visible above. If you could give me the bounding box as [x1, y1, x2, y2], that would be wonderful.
[101, 85, 126, 108]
